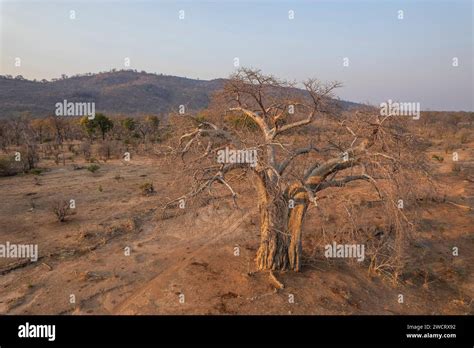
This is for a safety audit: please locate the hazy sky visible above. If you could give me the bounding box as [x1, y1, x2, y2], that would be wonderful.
[1, 0, 472, 111]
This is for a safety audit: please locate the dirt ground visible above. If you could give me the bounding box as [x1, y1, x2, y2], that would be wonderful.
[0, 140, 472, 315]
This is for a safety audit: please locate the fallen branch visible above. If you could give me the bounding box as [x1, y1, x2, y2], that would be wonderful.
[447, 201, 472, 210]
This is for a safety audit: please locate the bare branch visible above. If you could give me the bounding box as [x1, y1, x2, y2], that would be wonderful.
[277, 144, 320, 175]
[228, 107, 272, 139]
[315, 174, 383, 199]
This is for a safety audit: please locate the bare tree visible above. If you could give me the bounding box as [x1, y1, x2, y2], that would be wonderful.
[165, 68, 423, 273]
[46, 115, 66, 145]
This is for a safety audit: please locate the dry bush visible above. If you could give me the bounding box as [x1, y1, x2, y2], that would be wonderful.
[139, 182, 155, 196]
[0, 156, 22, 176]
[80, 141, 91, 161]
[457, 128, 471, 144]
[52, 200, 71, 222]
[97, 140, 123, 161]
[0, 145, 40, 176]
[97, 141, 112, 161]
[50, 144, 66, 166]
[451, 163, 462, 173]
[22, 144, 40, 171]
[87, 164, 100, 173]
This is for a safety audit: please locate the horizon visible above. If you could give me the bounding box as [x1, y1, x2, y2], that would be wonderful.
[1, 0, 473, 111]
[1, 68, 471, 113]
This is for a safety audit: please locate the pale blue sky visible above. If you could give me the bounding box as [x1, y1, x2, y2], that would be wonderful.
[1, 0, 472, 110]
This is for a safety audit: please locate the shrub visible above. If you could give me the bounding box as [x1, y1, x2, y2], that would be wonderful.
[431, 154, 444, 162]
[0, 157, 22, 177]
[23, 144, 39, 171]
[121, 117, 136, 131]
[458, 129, 470, 144]
[87, 164, 100, 173]
[98, 141, 112, 161]
[52, 200, 71, 222]
[139, 182, 155, 196]
[2, 146, 40, 173]
[98, 140, 122, 161]
[80, 141, 91, 161]
[29, 168, 43, 175]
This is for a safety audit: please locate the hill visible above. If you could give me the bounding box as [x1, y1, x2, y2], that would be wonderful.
[0, 70, 359, 118]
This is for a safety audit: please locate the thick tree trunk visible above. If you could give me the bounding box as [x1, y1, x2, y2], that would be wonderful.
[256, 194, 290, 270]
[287, 202, 306, 270]
[255, 174, 307, 272]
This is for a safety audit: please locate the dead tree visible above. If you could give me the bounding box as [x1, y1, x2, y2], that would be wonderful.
[166, 68, 423, 273]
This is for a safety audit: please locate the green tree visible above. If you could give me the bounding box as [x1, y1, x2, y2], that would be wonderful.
[80, 116, 96, 137]
[121, 117, 137, 132]
[80, 114, 114, 140]
[94, 113, 114, 140]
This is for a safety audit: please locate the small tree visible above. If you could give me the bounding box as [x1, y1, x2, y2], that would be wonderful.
[138, 115, 160, 143]
[122, 117, 137, 132]
[80, 114, 114, 140]
[24, 144, 39, 171]
[95, 113, 114, 140]
[80, 116, 96, 137]
[30, 118, 48, 143]
[46, 116, 66, 144]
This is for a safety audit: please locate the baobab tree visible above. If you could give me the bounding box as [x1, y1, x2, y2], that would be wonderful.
[165, 68, 424, 273]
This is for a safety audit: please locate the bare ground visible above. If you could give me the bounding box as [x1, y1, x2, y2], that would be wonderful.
[0, 143, 472, 315]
